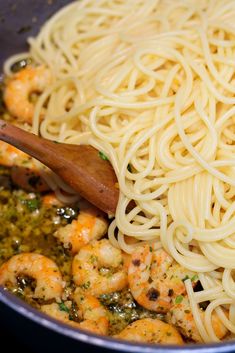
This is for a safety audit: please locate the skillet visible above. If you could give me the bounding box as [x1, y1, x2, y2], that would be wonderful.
[0, 1, 235, 352]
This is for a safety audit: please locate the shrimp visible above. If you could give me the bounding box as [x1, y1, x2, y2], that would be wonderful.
[42, 192, 64, 207]
[4, 65, 51, 123]
[72, 239, 128, 296]
[74, 288, 109, 335]
[11, 166, 50, 192]
[54, 207, 108, 254]
[169, 296, 228, 342]
[41, 289, 109, 335]
[41, 302, 80, 328]
[0, 141, 30, 167]
[115, 318, 184, 344]
[0, 140, 50, 192]
[0, 253, 64, 300]
[129, 245, 227, 342]
[128, 245, 196, 313]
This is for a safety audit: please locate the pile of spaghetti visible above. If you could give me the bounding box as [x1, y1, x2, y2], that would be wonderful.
[4, 0, 235, 343]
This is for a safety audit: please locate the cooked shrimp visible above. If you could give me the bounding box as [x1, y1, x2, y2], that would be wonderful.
[128, 245, 196, 313]
[4, 65, 51, 123]
[0, 253, 64, 300]
[42, 192, 64, 207]
[74, 288, 109, 335]
[54, 207, 108, 254]
[72, 239, 128, 296]
[11, 166, 50, 192]
[41, 289, 109, 335]
[169, 296, 228, 342]
[41, 302, 80, 328]
[115, 318, 184, 344]
[0, 141, 30, 167]
[0, 141, 50, 192]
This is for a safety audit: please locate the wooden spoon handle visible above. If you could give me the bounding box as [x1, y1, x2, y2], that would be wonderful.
[0, 120, 119, 215]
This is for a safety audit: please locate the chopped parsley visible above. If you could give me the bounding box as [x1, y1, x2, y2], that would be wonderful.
[175, 295, 184, 304]
[58, 302, 70, 313]
[25, 198, 40, 211]
[98, 151, 109, 161]
[81, 281, 91, 290]
[90, 254, 98, 264]
[183, 274, 198, 283]
[191, 274, 198, 282]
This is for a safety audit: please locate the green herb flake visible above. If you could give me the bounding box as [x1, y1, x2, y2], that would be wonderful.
[182, 275, 189, 282]
[191, 275, 198, 282]
[90, 255, 98, 264]
[98, 151, 109, 161]
[58, 302, 69, 313]
[25, 198, 40, 211]
[81, 280, 91, 290]
[175, 295, 184, 304]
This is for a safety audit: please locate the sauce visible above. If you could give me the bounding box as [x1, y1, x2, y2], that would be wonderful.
[0, 166, 161, 334]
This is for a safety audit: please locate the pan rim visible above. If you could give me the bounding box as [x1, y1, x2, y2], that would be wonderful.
[1, 287, 235, 353]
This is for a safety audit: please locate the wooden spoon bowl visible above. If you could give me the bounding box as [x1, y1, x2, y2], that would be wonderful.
[0, 120, 119, 215]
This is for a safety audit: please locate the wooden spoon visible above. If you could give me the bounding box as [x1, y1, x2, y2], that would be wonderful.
[0, 120, 119, 215]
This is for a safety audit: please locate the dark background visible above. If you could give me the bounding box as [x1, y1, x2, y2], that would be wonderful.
[0, 323, 33, 351]
[0, 0, 70, 68]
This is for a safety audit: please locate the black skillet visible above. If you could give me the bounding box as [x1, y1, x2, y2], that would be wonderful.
[0, 1, 235, 352]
